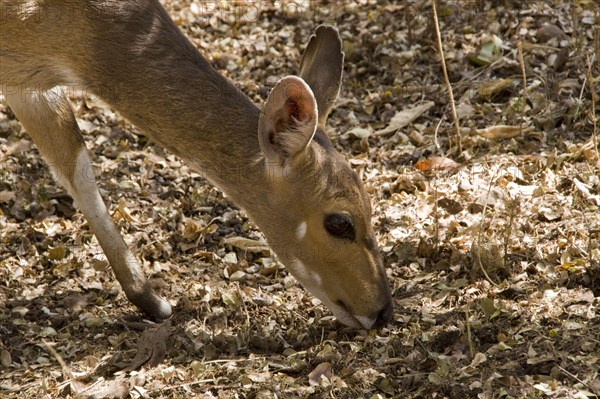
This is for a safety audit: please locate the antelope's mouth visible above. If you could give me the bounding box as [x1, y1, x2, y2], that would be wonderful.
[327, 297, 393, 330]
[328, 301, 376, 330]
[285, 258, 389, 330]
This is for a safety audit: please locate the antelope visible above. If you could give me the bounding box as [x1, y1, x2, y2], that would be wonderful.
[0, 0, 393, 329]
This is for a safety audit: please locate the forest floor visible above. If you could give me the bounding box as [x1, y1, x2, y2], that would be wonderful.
[1, 1, 599, 398]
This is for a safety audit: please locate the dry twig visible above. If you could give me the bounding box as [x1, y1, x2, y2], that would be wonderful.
[585, 51, 598, 160]
[431, 0, 462, 153]
[517, 41, 529, 135]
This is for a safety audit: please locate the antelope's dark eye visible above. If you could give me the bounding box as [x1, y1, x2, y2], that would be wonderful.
[324, 213, 355, 240]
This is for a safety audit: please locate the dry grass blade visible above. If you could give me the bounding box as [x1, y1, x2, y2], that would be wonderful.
[431, 0, 462, 153]
[44, 340, 88, 395]
[585, 50, 598, 160]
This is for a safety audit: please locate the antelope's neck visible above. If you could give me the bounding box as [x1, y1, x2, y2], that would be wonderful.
[74, 2, 267, 207]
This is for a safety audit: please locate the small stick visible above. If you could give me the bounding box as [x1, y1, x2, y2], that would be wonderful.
[556, 364, 592, 389]
[465, 304, 474, 358]
[43, 340, 73, 380]
[585, 51, 598, 160]
[474, 169, 500, 287]
[433, 179, 439, 252]
[517, 42, 527, 91]
[431, 0, 462, 153]
[517, 42, 528, 135]
[433, 117, 443, 153]
[504, 199, 519, 270]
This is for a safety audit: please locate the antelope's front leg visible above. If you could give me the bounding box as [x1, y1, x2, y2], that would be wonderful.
[5, 87, 172, 319]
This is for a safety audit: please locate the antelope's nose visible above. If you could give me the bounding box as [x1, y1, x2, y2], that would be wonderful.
[373, 300, 394, 329]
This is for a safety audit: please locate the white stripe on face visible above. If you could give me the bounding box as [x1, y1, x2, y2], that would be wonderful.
[355, 315, 376, 330]
[289, 257, 321, 287]
[295, 221, 307, 240]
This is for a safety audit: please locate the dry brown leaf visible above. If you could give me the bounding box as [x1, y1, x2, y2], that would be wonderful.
[477, 78, 514, 98]
[0, 349, 11, 367]
[438, 198, 464, 214]
[572, 178, 600, 205]
[5, 139, 32, 156]
[308, 362, 333, 386]
[416, 202, 434, 220]
[48, 246, 67, 261]
[75, 376, 136, 399]
[476, 125, 534, 139]
[374, 101, 434, 136]
[0, 191, 15, 203]
[538, 206, 561, 222]
[415, 156, 460, 172]
[223, 236, 270, 253]
[536, 24, 568, 42]
[183, 220, 203, 239]
[113, 198, 138, 223]
[123, 320, 172, 372]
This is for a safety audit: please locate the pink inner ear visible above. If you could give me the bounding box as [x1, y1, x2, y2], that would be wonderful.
[278, 78, 316, 124]
[287, 101, 300, 120]
[287, 95, 313, 122]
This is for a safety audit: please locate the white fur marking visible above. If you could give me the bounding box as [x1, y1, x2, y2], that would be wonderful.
[157, 299, 173, 318]
[296, 221, 307, 240]
[287, 258, 367, 329]
[41, 86, 64, 103]
[355, 315, 377, 330]
[71, 149, 120, 249]
[311, 269, 322, 287]
[289, 258, 321, 288]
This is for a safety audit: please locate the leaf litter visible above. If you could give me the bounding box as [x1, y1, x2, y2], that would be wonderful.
[1, 0, 599, 398]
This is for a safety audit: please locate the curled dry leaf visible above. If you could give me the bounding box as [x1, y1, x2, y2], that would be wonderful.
[308, 362, 333, 386]
[374, 101, 434, 136]
[437, 198, 464, 214]
[113, 198, 138, 223]
[572, 178, 600, 206]
[538, 206, 561, 222]
[75, 375, 137, 399]
[467, 35, 503, 66]
[470, 353, 487, 367]
[123, 320, 172, 372]
[475, 125, 535, 139]
[477, 78, 514, 98]
[0, 191, 15, 203]
[223, 236, 271, 253]
[183, 220, 204, 240]
[536, 24, 568, 43]
[415, 156, 461, 172]
[340, 127, 371, 140]
[0, 349, 11, 367]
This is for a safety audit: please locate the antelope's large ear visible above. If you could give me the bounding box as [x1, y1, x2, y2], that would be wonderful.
[299, 25, 344, 126]
[258, 76, 318, 165]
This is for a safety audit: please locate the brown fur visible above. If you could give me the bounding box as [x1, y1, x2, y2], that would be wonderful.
[0, 0, 393, 328]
